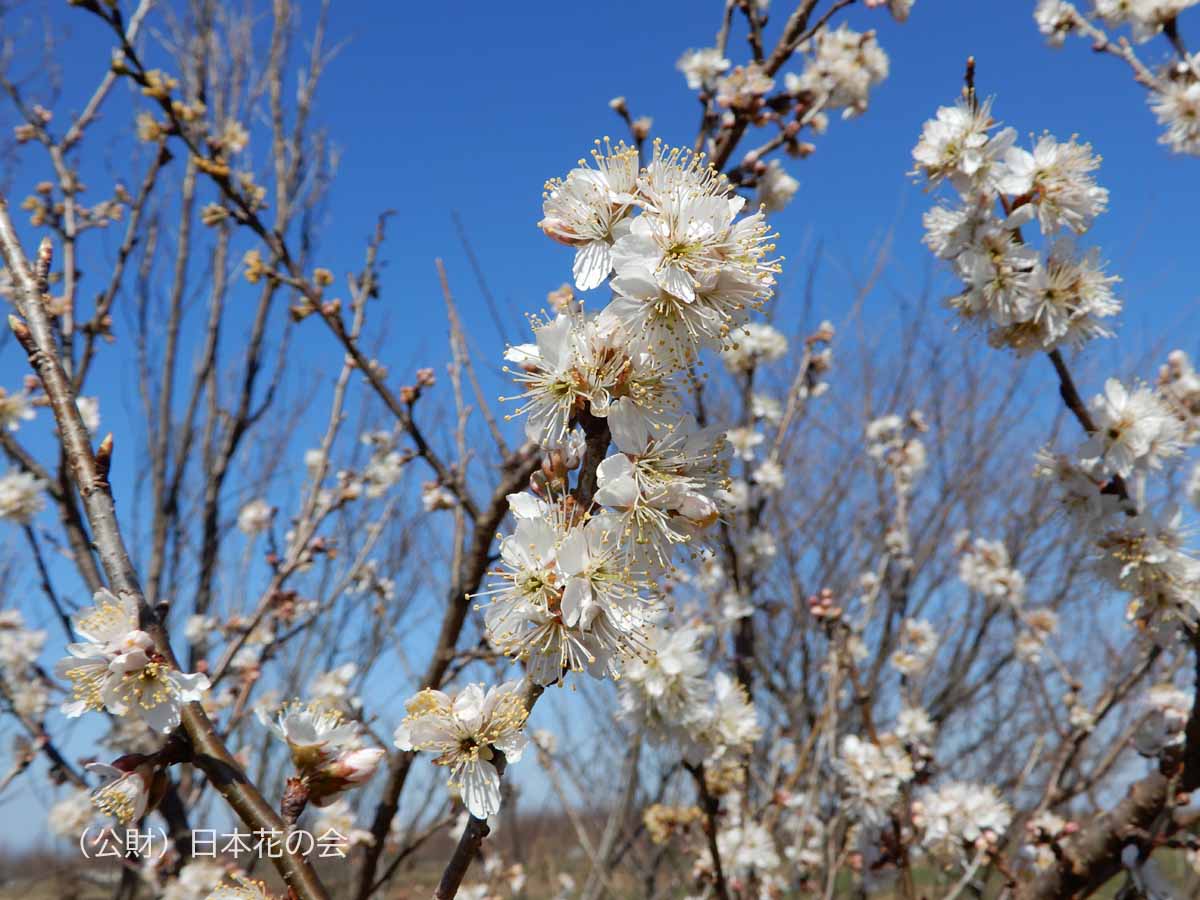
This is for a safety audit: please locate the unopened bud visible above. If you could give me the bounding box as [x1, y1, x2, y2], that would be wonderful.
[95, 433, 114, 478]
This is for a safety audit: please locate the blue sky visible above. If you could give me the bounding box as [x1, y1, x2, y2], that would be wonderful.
[2, 0, 1200, 853]
[8, 0, 1198, 413]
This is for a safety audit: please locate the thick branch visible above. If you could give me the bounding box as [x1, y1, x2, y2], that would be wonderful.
[0, 201, 330, 900]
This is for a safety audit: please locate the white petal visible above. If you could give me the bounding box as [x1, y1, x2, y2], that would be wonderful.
[573, 240, 612, 291]
[462, 760, 502, 819]
[495, 732, 528, 763]
[561, 577, 590, 628]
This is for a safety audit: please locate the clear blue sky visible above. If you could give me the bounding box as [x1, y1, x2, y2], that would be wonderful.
[7, 0, 1197, 416]
[2, 0, 1199, 852]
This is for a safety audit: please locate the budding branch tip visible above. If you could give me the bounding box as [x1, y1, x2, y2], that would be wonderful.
[96, 433, 114, 477]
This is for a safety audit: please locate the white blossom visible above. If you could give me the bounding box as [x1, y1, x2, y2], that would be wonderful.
[540, 140, 640, 290]
[0, 387, 34, 432]
[912, 96, 1016, 193]
[310, 797, 376, 848]
[505, 312, 676, 448]
[1097, 0, 1200, 42]
[789, 24, 889, 118]
[205, 873, 274, 900]
[895, 706, 936, 746]
[619, 621, 710, 749]
[422, 482, 457, 511]
[595, 414, 728, 564]
[989, 240, 1120, 354]
[834, 733, 914, 823]
[1034, 447, 1125, 529]
[716, 820, 781, 879]
[1034, 0, 1078, 45]
[1151, 73, 1200, 155]
[721, 322, 788, 372]
[1080, 378, 1184, 477]
[309, 662, 360, 711]
[756, 160, 800, 212]
[86, 761, 152, 825]
[714, 64, 775, 109]
[609, 150, 778, 329]
[890, 618, 938, 675]
[998, 135, 1108, 235]
[162, 861, 227, 900]
[1096, 506, 1199, 626]
[0, 609, 45, 672]
[693, 672, 761, 757]
[676, 47, 730, 90]
[259, 700, 382, 805]
[258, 700, 361, 763]
[394, 681, 529, 819]
[50, 788, 96, 837]
[753, 459, 785, 492]
[55, 588, 210, 733]
[237, 498, 273, 535]
[958, 534, 1026, 606]
[915, 781, 1012, 859]
[0, 469, 45, 523]
[726, 426, 764, 461]
[751, 392, 782, 424]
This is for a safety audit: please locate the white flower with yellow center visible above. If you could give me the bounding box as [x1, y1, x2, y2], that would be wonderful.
[394, 682, 529, 819]
[257, 700, 361, 770]
[55, 588, 209, 733]
[608, 265, 761, 365]
[789, 23, 889, 118]
[611, 187, 775, 307]
[86, 761, 154, 825]
[999, 134, 1108, 235]
[911, 96, 1015, 193]
[1081, 378, 1184, 477]
[540, 140, 640, 291]
[835, 733, 914, 824]
[915, 781, 1012, 859]
[698, 672, 762, 757]
[721, 322, 788, 372]
[504, 312, 677, 449]
[595, 415, 728, 565]
[990, 240, 1120, 354]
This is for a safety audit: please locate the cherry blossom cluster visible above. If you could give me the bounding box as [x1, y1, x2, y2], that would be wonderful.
[1034, 0, 1200, 155]
[913, 92, 1119, 354]
[915, 81, 1200, 793]
[398, 141, 783, 820]
[618, 621, 761, 762]
[675, 2, 911, 216]
[1032, 372, 1198, 633]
